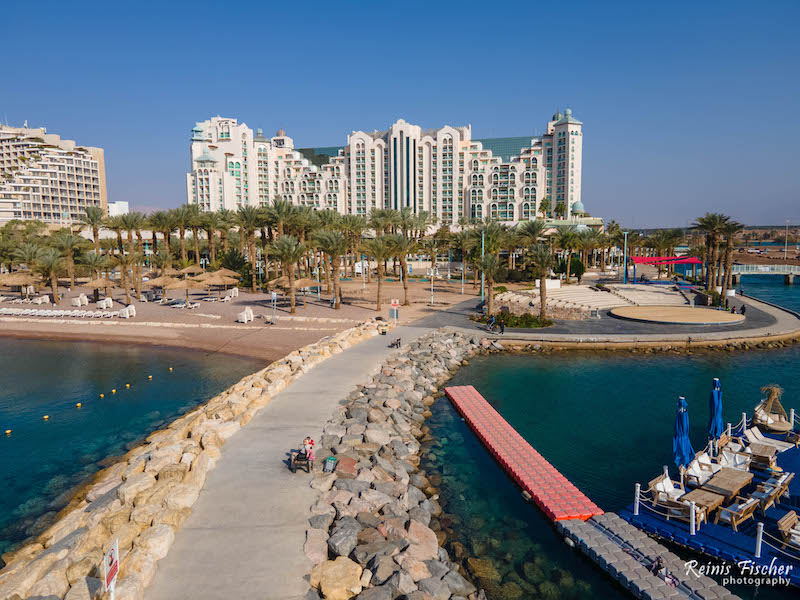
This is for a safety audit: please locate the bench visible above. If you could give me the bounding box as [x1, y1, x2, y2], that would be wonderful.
[778, 511, 800, 549]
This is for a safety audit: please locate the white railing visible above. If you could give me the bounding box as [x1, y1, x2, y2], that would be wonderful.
[731, 264, 800, 275]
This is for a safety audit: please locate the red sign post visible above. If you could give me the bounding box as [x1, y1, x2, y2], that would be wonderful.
[104, 539, 119, 598]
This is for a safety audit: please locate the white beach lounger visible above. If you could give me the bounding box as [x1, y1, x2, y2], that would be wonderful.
[745, 427, 794, 452]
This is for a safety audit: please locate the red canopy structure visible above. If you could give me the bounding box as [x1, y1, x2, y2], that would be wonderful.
[631, 256, 703, 265]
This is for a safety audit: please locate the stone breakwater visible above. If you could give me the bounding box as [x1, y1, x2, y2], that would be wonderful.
[304, 329, 503, 600]
[0, 320, 388, 600]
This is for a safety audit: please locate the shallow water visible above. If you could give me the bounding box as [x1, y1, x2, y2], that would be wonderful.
[0, 338, 262, 556]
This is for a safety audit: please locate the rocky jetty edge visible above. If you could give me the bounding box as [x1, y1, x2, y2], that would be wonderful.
[303, 329, 501, 600]
[0, 320, 388, 600]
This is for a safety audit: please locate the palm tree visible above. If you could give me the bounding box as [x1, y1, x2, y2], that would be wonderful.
[13, 242, 44, 270]
[236, 206, 263, 290]
[33, 248, 64, 304]
[81, 251, 110, 301]
[369, 208, 400, 236]
[517, 220, 547, 246]
[268, 198, 295, 237]
[217, 209, 235, 254]
[554, 225, 578, 282]
[721, 221, 744, 296]
[387, 234, 419, 307]
[360, 236, 394, 312]
[171, 205, 191, 264]
[313, 230, 348, 308]
[477, 253, 503, 316]
[50, 229, 85, 288]
[527, 245, 555, 320]
[147, 210, 171, 266]
[451, 230, 475, 294]
[269, 235, 306, 314]
[105, 215, 126, 254]
[341, 215, 367, 276]
[79, 206, 105, 254]
[113, 252, 139, 305]
[202, 212, 221, 264]
[693, 213, 730, 290]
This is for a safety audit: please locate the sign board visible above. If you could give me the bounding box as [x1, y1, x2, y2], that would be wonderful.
[271, 291, 277, 301]
[389, 308, 399, 321]
[103, 538, 119, 593]
[390, 299, 399, 308]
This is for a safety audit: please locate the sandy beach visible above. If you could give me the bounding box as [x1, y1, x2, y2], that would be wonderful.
[0, 276, 487, 361]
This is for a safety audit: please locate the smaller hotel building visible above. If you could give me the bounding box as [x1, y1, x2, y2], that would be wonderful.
[0, 125, 108, 225]
[187, 110, 587, 226]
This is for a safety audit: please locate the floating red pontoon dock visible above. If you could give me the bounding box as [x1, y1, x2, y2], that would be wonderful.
[445, 385, 604, 522]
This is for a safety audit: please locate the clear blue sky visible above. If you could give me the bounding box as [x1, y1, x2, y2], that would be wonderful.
[2, 0, 798, 228]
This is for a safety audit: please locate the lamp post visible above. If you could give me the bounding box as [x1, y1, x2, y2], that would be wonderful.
[623, 231, 629, 284]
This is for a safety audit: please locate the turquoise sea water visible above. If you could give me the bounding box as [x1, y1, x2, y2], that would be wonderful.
[425, 279, 800, 599]
[0, 339, 262, 556]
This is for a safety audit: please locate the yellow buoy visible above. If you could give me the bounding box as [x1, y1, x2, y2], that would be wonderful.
[126, 384, 131, 389]
[112, 389, 116, 394]
[76, 403, 82, 408]
[99, 393, 104, 398]
[43, 415, 49, 420]
[4, 429, 11, 435]
[148, 375, 153, 380]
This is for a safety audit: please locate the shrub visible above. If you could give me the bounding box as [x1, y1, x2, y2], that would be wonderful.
[471, 313, 553, 329]
[493, 285, 508, 294]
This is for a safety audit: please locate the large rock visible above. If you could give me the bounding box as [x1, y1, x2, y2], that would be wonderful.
[310, 557, 363, 600]
[153, 507, 192, 531]
[64, 576, 103, 600]
[163, 484, 200, 510]
[117, 472, 156, 505]
[305, 529, 329, 566]
[26, 560, 69, 599]
[134, 524, 174, 560]
[355, 586, 392, 600]
[403, 521, 438, 562]
[397, 557, 431, 582]
[442, 570, 477, 596]
[387, 570, 417, 596]
[328, 517, 362, 558]
[200, 430, 224, 449]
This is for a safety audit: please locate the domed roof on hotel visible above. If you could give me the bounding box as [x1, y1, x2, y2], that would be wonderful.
[195, 149, 216, 163]
[276, 128, 287, 137]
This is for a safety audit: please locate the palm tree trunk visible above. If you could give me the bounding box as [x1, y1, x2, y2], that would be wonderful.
[486, 277, 494, 315]
[208, 229, 217, 264]
[192, 228, 201, 264]
[248, 235, 257, 291]
[401, 257, 409, 306]
[51, 277, 59, 305]
[333, 255, 342, 309]
[179, 228, 187, 263]
[539, 277, 547, 320]
[288, 264, 296, 314]
[375, 262, 383, 311]
[93, 228, 100, 255]
[67, 250, 75, 288]
[324, 253, 332, 294]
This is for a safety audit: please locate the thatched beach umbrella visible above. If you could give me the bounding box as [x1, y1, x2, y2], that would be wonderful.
[179, 265, 204, 276]
[204, 274, 240, 297]
[144, 275, 177, 288]
[266, 276, 289, 289]
[191, 271, 217, 282]
[2, 272, 38, 286]
[165, 278, 207, 307]
[291, 277, 318, 289]
[88, 277, 118, 299]
[214, 268, 240, 278]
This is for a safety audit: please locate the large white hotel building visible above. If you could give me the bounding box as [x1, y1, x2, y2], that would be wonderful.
[186, 111, 586, 225]
[0, 125, 108, 225]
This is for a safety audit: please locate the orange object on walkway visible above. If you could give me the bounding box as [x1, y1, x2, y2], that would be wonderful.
[445, 385, 603, 522]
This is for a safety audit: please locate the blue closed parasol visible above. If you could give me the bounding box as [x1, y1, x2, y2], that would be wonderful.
[708, 378, 724, 440]
[673, 396, 695, 468]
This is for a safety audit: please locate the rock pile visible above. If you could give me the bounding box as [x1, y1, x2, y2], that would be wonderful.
[0, 320, 387, 600]
[305, 329, 488, 600]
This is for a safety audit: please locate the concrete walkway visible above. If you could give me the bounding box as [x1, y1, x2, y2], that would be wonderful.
[147, 324, 429, 600]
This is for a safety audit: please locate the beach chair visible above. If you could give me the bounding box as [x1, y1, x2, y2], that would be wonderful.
[237, 310, 249, 323]
[684, 452, 722, 487]
[245, 307, 254, 321]
[714, 496, 760, 532]
[647, 473, 685, 505]
[745, 427, 794, 453]
[715, 448, 752, 471]
[71, 298, 82, 307]
[188, 302, 199, 309]
[778, 511, 800, 550]
[118, 307, 130, 318]
[127, 305, 136, 318]
[663, 498, 707, 527]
